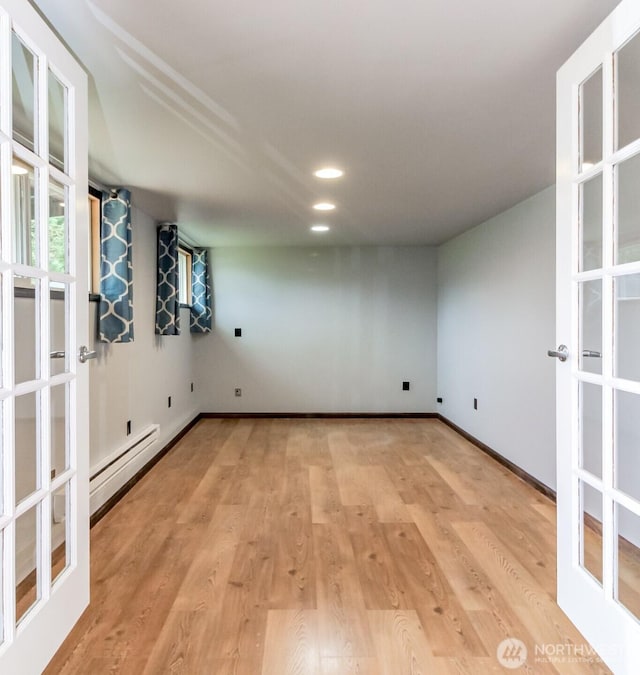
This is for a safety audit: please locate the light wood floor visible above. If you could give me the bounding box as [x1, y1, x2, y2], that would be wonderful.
[46, 418, 613, 674]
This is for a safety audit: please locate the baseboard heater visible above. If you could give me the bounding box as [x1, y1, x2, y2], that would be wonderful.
[89, 424, 160, 515]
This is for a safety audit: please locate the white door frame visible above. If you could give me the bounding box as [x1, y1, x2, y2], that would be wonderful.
[0, 0, 89, 672]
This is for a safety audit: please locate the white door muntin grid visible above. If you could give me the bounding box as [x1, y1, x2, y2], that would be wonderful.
[556, 1, 640, 672]
[0, 0, 89, 672]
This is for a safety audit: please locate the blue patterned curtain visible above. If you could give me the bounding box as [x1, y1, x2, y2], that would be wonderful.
[155, 223, 180, 335]
[99, 189, 134, 343]
[190, 248, 212, 333]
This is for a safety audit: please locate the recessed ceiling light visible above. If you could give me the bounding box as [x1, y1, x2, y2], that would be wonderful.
[12, 164, 28, 175]
[313, 202, 336, 211]
[311, 224, 330, 232]
[314, 168, 344, 179]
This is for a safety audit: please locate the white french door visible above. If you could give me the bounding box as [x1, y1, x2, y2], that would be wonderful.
[0, 0, 89, 672]
[556, 1, 640, 672]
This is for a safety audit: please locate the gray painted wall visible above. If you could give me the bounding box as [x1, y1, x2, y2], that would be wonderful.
[195, 246, 438, 414]
[437, 186, 557, 490]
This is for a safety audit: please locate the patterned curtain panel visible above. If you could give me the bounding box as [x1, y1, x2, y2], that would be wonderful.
[155, 223, 181, 335]
[190, 248, 212, 333]
[99, 188, 134, 343]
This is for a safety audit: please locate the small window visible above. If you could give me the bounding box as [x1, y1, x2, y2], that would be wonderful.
[178, 246, 192, 306]
[88, 189, 101, 295]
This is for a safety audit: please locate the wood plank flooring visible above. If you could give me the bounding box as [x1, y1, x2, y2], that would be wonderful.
[46, 418, 614, 674]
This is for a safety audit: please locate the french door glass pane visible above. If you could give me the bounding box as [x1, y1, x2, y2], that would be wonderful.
[48, 70, 67, 171]
[50, 384, 68, 478]
[14, 275, 39, 384]
[51, 482, 69, 584]
[0, 404, 3, 513]
[581, 481, 603, 585]
[616, 29, 640, 151]
[15, 504, 40, 624]
[579, 279, 602, 374]
[616, 503, 640, 621]
[50, 283, 68, 376]
[581, 382, 602, 479]
[0, 532, 3, 644]
[615, 274, 640, 382]
[615, 390, 640, 503]
[11, 32, 36, 153]
[617, 153, 640, 265]
[12, 159, 36, 267]
[0, 277, 2, 389]
[15, 391, 38, 505]
[581, 66, 603, 170]
[49, 181, 67, 273]
[581, 174, 603, 271]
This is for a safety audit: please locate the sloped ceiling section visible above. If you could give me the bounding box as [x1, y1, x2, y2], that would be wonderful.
[35, 0, 619, 246]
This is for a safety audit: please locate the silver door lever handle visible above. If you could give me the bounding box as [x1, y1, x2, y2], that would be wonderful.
[79, 345, 97, 363]
[49, 351, 65, 359]
[547, 344, 569, 362]
[582, 350, 601, 358]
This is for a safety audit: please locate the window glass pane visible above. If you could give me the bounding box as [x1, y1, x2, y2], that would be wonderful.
[581, 481, 603, 586]
[616, 503, 640, 621]
[178, 249, 191, 305]
[617, 29, 640, 150]
[579, 279, 602, 375]
[617, 153, 640, 265]
[581, 174, 602, 272]
[16, 504, 40, 624]
[0, 531, 3, 644]
[50, 282, 68, 376]
[12, 32, 36, 152]
[581, 67, 603, 169]
[581, 382, 602, 479]
[12, 159, 36, 267]
[0, 403, 3, 513]
[615, 274, 640, 382]
[615, 390, 640, 503]
[14, 274, 40, 384]
[48, 70, 67, 171]
[52, 482, 69, 584]
[49, 180, 67, 273]
[15, 391, 39, 504]
[51, 384, 68, 478]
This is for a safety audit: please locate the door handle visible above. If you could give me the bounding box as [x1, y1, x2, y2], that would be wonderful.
[582, 350, 601, 358]
[547, 344, 569, 362]
[49, 351, 65, 359]
[78, 345, 97, 364]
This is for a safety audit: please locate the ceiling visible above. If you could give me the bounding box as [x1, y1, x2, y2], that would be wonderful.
[34, 0, 619, 247]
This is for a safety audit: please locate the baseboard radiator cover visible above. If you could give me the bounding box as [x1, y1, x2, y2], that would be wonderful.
[89, 425, 160, 515]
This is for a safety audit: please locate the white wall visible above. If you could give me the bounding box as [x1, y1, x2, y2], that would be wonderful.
[196, 246, 438, 413]
[88, 203, 201, 470]
[437, 186, 557, 490]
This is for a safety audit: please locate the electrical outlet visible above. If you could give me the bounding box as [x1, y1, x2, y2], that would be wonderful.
[437, 397, 443, 404]
[235, 388, 242, 397]
[126, 420, 131, 435]
[168, 396, 172, 408]
[234, 328, 242, 337]
[402, 381, 410, 391]
[474, 398, 478, 410]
